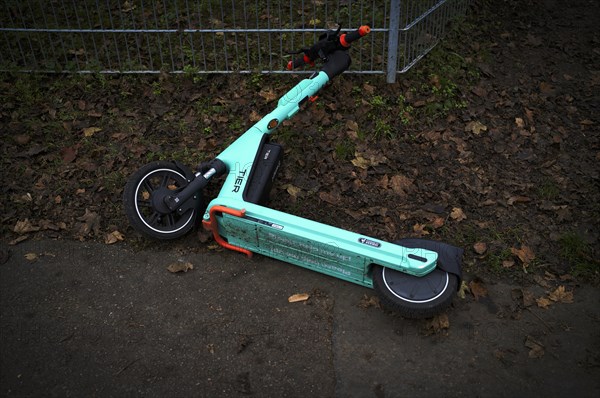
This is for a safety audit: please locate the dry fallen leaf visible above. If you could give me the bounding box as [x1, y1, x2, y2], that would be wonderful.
[206, 343, 215, 354]
[363, 83, 375, 95]
[16, 193, 33, 203]
[465, 120, 487, 135]
[548, 286, 574, 303]
[431, 217, 445, 229]
[425, 313, 450, 334]
[9, 235, 29, 246]
[167, 262, 194, 273]
[533, 274, 551, 289]
[319, 191, 341, 205]
[473, 242, 487, 255]
[511, 245, 535, 267]
[525, 108, 535, 123]
[249, 110, 261, 122]
[351, 151, 387, 170]
[458, 281, 470, 299]
[24, 253, 38, 261]
[104, 230, 125, 245]
[471, 85, 487, 97]
[525, 335, 545, 358]
[469, 279, 488, 301]
[412, 223, 430, 236]
[544, 271, 557, 281]
[37, 220, 62, 232]
[536, 297, 552, 309]
[122, 0, 136, 12]
[507, 196, 531, 205]
[389, 175, 414, 196]
[351, 155, 371, 170]
[283, 184, 301, 199]
[450, 207, 467, 221]
[82, 126, 102, 137]
[258, 88, 278, 102]
[288, 293, 310, 303]
[14, 219, 40, 234]
[515, 117, 525, 128]
[346, 120, 359, 132]
[358, 294, 381, 309]
[378, 174, 389, 189]
[61, 146, 78, 163]
[75, 208, 101, 239]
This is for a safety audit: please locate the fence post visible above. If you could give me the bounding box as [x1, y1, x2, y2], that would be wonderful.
[386, 0, 401, 83]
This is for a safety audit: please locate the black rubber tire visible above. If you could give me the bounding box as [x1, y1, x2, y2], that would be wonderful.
[123, 161, 200, 240]
[372, 265, 458, 319]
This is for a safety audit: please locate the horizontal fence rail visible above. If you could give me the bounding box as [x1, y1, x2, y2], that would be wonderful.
[0, 0, 471, 82]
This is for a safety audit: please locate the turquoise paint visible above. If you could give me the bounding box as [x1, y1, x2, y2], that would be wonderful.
[215, 71, 329, 200]
[203, 70, 438, 288]
[206, 197, 438, 288]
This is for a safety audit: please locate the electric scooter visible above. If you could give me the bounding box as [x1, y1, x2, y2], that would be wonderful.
[123, 26, 463, 319]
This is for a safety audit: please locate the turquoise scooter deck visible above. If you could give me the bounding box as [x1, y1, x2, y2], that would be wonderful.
[203, 198, 438, 288]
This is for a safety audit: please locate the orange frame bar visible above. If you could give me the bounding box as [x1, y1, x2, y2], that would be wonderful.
[202, 205, 253, 258]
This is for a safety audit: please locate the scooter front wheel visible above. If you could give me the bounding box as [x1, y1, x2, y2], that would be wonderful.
[123, 161, 201, 240]
[372, 265, 458, 319]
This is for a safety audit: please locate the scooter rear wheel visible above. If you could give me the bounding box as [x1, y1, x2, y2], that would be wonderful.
[123, 161, 201, 240]
[372, 265, 458, 319]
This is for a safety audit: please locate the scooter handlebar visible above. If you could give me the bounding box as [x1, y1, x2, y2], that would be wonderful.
[339, 25, 371, 47]
[286, 25, 371, 71]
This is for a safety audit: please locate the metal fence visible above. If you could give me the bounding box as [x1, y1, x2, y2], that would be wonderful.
[0, 0, 471, 82]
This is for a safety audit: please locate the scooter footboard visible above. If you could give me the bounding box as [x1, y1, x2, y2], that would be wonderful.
[203, 199, 438, 288]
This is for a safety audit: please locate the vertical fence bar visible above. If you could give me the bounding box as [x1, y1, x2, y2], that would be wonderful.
[386, 0, 401, 83]
[218, 0, 229, 71]
[16, 1, 37, 68]
[139, 0, 154, 71]
[267, 0, 273, 71]
[56, 0, 72, 69]
[0, 0, 471, 78]
[25, 0, 47, 68]
[173, 0, 185, 71]
[242, 0, 251, 71]
[105, 0, 122, 71]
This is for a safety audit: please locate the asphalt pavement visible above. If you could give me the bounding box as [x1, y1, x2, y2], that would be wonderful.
[1, 239, 598, 397]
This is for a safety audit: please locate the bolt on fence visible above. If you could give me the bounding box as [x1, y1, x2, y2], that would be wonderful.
[0, 0, 471, 82]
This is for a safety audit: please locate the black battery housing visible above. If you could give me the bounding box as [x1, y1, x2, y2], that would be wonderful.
[243, 138, 283, 205]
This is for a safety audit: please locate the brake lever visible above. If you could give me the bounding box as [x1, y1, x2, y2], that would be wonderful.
[286, 25, 344, 67]
[319, 25, 341, 41]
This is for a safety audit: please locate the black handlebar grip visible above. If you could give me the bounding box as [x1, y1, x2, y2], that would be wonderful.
[287, 54, 315, 70]
[340, 25, 371, 47]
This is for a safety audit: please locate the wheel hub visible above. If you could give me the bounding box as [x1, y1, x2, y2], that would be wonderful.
[151, 187, 176, 214]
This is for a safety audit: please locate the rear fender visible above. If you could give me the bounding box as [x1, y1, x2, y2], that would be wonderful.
[394, 238, 464, 286]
